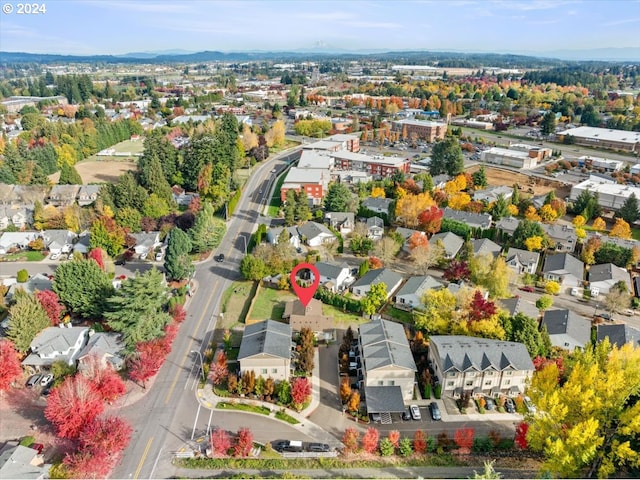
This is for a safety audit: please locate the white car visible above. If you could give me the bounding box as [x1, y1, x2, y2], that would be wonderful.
[50, 252, 60, 260]
[410, 404, 421, 421]
[40, 374, 54, 387]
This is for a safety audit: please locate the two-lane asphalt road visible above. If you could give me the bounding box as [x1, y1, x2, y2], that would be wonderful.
[111, 146, 302, 479]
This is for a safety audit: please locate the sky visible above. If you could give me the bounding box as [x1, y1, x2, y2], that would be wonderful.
[1, 0, 639, 58]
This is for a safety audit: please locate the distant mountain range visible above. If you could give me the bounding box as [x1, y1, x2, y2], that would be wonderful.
[1, 47, 638, 65]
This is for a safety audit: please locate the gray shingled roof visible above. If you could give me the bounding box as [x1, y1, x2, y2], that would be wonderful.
[359, 318, 417, 371]
[542, 253, 584, 280]
[315, 261, 349, 280]
[29, 326, 88, 356]
[541, 309, 591, 349]
[395, 275, 442, 297]
[0, 444, 49, 479]
[430, 232, 464, 258]
[351, 268, 403, 293]
[365, 385, 406, 413]
[395, 227, 421, 240]
[472, 238, 502, 257]
[589, 263, 629, 283]
[297, 221, 334, 241]
[506, 247, 540, 267]
[361, 197, 393, 212]
[442, 207, 492, 229]
[430, 335, 534, 372]
[596, 324, 640, 348]
[238, 320, 292, 360]
[496, 216, 521, 234]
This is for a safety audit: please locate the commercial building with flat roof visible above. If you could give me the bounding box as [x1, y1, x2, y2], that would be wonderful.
[391, 119, 447, 142]
[556, 126, 640, 153]
[570, 177, 640, 211]
[280, 167, 330, 206]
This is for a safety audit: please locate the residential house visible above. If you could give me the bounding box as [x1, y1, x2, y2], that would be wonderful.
[473, 185, 513, 204]
[77, 332, 126, 372]
[351, 268, 403, 298]
[6, 273, 53, 302]
[298, 221, 336, 247]
[22, 326, 90, 368]
[505, 248, 540, 275]
[314, 261, 354, 293]
[428, 335, 534, 397]
[361, 197, 393, 216]
[430, 232, 464, 259]
[237, 319, 293, 382]
[596, 324, 640, 348]
[442, 207, 492, 230]
[0, 231, 37, 254]
[48, 185, 81, 207]
[395, 227, 426, 253]
[325, 212, 355, 235]
[12, 185, 49, 205]
[588, 263, 631, 295]
[0, 205, 32, 230]
[42, 229, 77, 255]
[283, 298, 333, 334]
[431, 174, 450, 189]
[471, 238, 502, 258]
[498, 296, 540, 319]
[542, 253, 584, 288]
[73, 232, 91, 255]
[265, 226, 301, 250]
[366, 216, 385, 241]
[129, 231, 162, 259]
[541, 224, 577, 253]
[495, 216, 520, 237]
[394, 275, 443, 311]
[0, 443, 50, 479]
[541, 309, 591, 351]
[0, 183, 15, 204]
[357, 318, 418, 413]
[77, 185, 101, 206]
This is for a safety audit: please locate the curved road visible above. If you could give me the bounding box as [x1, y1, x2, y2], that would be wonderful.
[111, 146, 301, 479]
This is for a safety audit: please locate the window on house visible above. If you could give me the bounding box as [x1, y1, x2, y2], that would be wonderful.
[447, 372, 456, 377]
[484, 380, 492, 386]
[378, 381, 384, 386]
[506, 371, 513, 376]
[388, 380, 395, 386]
[261, 369, 267, 375]
[446, 381, 454, 387]
[504, 380, 511, 386]
[465, 381, 473, 387]
[272, 368, 278, 374]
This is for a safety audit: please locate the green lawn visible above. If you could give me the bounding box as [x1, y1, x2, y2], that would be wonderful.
[221, 281, 256, 326]
[632, 228, 640, 241]
[0, 251, 46, 262]
[321, 303, 364, 325]
[383, 306, 415, 324]
[267, 171, 288, 217]
[111, 138, 145, 154]
[249, 287, 296, 321]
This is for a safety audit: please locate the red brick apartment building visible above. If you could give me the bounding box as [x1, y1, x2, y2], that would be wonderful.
[280, 167, 329, 206]
[391, 119, 447, 142]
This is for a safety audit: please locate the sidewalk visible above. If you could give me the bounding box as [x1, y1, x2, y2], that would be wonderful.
[195, 349, 344, 449]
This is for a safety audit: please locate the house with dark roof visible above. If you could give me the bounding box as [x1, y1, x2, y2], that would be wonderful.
[365, 216, 385, 241]
[77, 332, 126, 371]
[238, 319, 293, 382]
[395, 227, 425, 253]
[77, 185, 101, 206]
[394, 275, 443, 311]
[596, 324, 640, 348]
[351, 268, 403, 299]
[588, 263, 631, 295]
[357, 318, 417, 410]
[499, 296, 540, 319]
[542, 253, 584, 288]
[430, 232, 464, 259]
[471, 238, 502, 257]
[22, 326, 90, 368]
[313, 261, 354, 293]
[297, 221, 336, 247]
[506, 248, 541, 275]
[428, 335, 534, 398]
[541, 223, 577, 253]
[0, 443, 50, 479]
[361, 197, 393, 215]
[325, 212, 355, 235]
[442, 207, 492, 230]
[541, 309, 591, 351]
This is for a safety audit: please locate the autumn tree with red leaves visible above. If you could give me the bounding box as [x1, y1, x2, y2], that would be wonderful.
[454, 427, 475, 452]
[290, 377, 312, 411]
[211, 428, 231, 456]
[88, 248, 107, 270]
[209, 350, 228, 386]
[515, 422, 529, 449]
[169, 303, 187, 323]
[413, 429, 427, 454]
[79, 415, 132, 456]
[0, 339, 23, 393]
[35, 290, 65, 326]
[63, 449, 108, 479]
[361, 427, 380, 453]
[127, 341, 166, 389]
[342, 427, 360, 453]
[407, 231, 428, 250]
[468, 290, 497, 322]
[233, 427, 254, 457]
[45, 375, 105, 439]
[387, 430, 400, 448]
[368, 256, 384, 269]
[418, 206, 443, 234]
[443, 259, 471, 283]
[80, 355, 126, 403]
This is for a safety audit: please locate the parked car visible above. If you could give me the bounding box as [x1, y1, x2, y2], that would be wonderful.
[402, 408, 412, 421]
[40, 374, 54, 387]
[215, 254, 225, 263]
[519, 286, 535, 293]
[26, 375, 42, 388]
[484, 396, 496, 411]
[523, 396, 537, 413]
[155, 252, 163, 262]
[370, 412, 381, 423]
[273, 440, 303, 452]
[504, 397, 516, 413]
[428, 402, 441, 420]
[50, 252, 60, 260]
[307, 442, 330, 452]
[410, 404, 421, 420]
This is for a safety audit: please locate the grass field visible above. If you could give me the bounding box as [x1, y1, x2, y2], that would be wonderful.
[0, 251, 46, 262]
[321, 303, 364, 326]
[221, 281, 255, 326]
[249, 287, 296, 321]
[267, 172, 287, 217]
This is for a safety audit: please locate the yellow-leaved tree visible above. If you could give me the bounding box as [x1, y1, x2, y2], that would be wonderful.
[524, 205, 541, 222]
[610, 217, 632, 239]
[447, 192, 471, 211]
[416, 288, 456, 334]
[395, 191, 435, 228]
[507, 204, 519, 216]
[527, 340, 640, 478]
[572, 215, 586, 228]
[592, 217, 607, 231]
[524, 236, 544, 252]
[370, 187, 386, 198]
[539, 204, 558, 222]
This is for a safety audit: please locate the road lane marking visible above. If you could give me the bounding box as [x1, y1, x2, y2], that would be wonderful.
[133, 436, 153, 479]
[164, 279, 219, 405]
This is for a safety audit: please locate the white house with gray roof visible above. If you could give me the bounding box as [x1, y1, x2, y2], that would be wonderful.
[541, 309, 591, 352]
[361, 197, 393, 215]
[297, 221, 336, 247]
[588, 263, 631, 294]
[22, 326, 90, 368]
[266, 226, 301, 250]
[428, 335, 534, 398]
[129, 231, 162, 259]
[541, 223, 577, 253]
[238, 320, 293, 382]
[77, 332, 126, 371]
[430, 232, 464, 259]
[495, 216, 520, 236]
[442, 207, 492, 230]
[471, 238, 502, 258]
[505, 248, 540, 275]
[394, 275, 443, 311]
[0, 443, 50, 479]
[358, 318, 417, 407]
[41, 229, 76, 255]
[325, 212, 355, 234]
[542, 253, 584, 288]
[365, 216, 385, 241]
[313, 261, 354, 293]
[351, 268, 403, 299]
[473, 185, 513, 204]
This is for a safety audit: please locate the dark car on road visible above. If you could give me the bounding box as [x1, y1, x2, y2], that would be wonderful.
[215, 254, 225, 262]
[429, 402, 441, 421]
[504, 397, 516, 413]
[484, 396, 496, 411]
[402, 408, 412, 421]
[26, 374, 42, 388]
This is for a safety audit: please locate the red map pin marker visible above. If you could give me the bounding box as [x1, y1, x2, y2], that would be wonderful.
[290, 263, 320, 308]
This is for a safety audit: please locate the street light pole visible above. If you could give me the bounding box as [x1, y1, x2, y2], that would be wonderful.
[191, 350, 205, 381]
